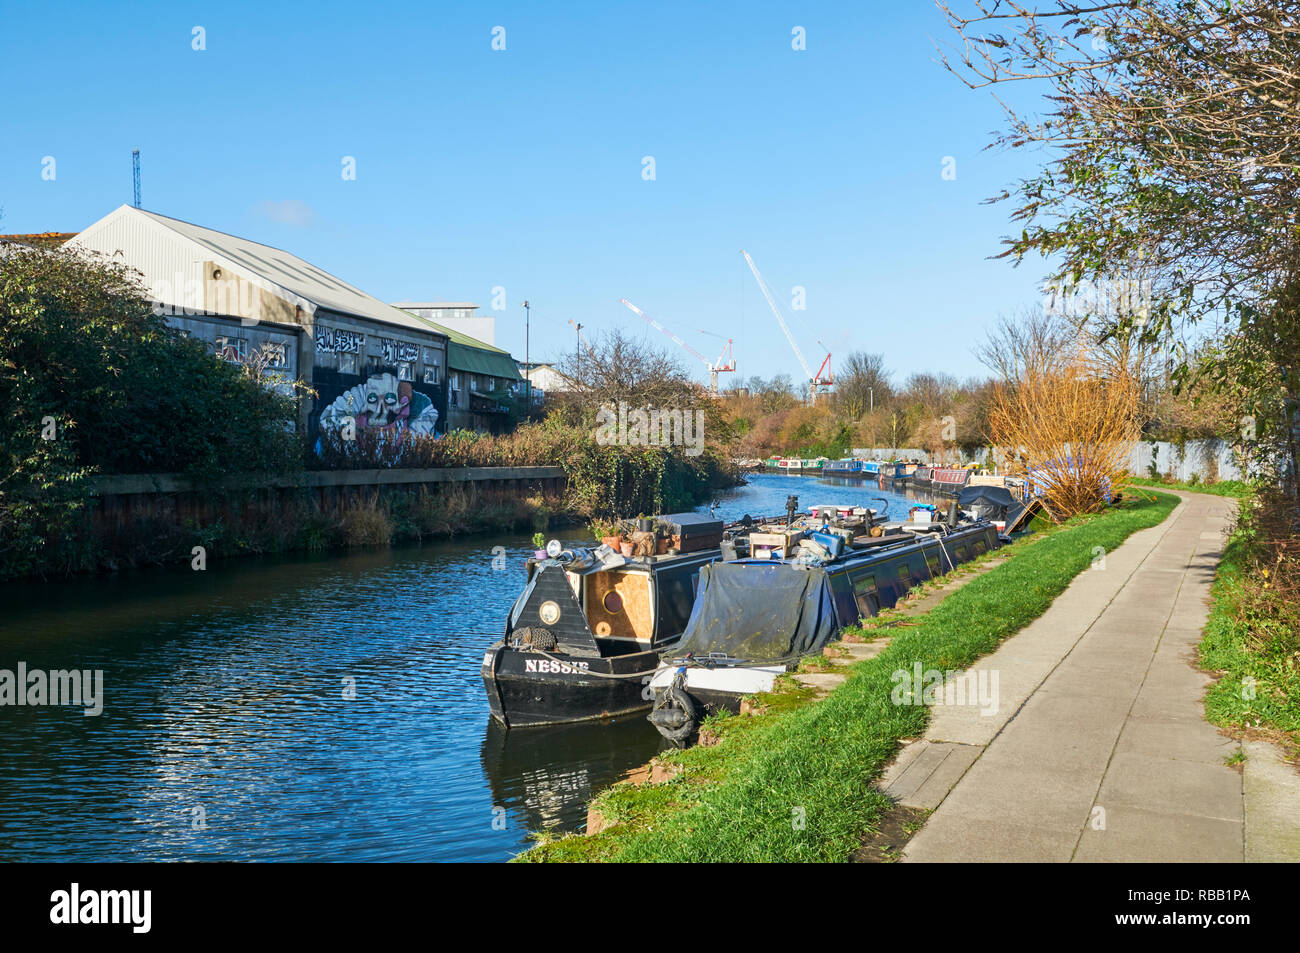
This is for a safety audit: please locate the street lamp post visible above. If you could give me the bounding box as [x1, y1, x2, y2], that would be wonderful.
[575, 322, 583, 388]
[523, 300, 531, 407]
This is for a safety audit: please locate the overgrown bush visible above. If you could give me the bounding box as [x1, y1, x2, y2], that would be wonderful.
[317, 417, 737, 519]
[0, 245, 304, 578]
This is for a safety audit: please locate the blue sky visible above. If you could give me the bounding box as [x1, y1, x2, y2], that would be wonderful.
[1, 0, 1051, 387]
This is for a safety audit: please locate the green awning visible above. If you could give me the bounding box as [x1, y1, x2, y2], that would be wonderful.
[447, 341, 522, 380]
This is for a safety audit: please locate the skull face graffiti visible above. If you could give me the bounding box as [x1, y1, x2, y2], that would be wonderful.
[318, 372, 440, 438]
[358, 373, 403, 428]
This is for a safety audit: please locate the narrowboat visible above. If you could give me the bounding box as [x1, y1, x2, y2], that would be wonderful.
[823, 459, 886, 480]
[957, 483, 1040, 536]
[823, 458, 865, 475]
[646, 502, 1001, 744]
[930, 466, 973, 494]
[481, 513, 725, 728]
[909, 465, 934, 488]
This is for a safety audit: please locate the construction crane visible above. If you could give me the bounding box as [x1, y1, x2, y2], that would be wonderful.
[741, 249, 833, 403]
[619, 298, 735, 394]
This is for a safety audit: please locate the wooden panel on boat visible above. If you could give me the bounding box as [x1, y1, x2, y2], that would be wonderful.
[585, 570, 654, 642]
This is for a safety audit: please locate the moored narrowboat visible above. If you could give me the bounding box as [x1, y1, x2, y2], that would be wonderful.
[646, 505, 1001, 744]
[482, 514, 725, 728]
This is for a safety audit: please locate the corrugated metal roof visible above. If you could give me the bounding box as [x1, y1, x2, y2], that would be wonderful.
[390, 301, 480, 309]
[73, 206, 443, 338]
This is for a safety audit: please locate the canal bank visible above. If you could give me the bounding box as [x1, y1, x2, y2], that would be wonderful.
[518, 490, 1182, 862]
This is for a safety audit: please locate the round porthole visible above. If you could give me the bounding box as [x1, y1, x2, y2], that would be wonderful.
[602, 591, 623, 613]
[538, 600, 561, 625]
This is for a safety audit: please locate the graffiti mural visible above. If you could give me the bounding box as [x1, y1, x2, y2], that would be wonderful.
[318, 372, 439, 436]
[316, 327, 364, 354]
[378, 337, 420, 364]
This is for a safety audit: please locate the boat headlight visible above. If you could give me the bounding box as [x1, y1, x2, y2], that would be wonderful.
[545, 539, 563, 558]
[538, 600, 561, 625]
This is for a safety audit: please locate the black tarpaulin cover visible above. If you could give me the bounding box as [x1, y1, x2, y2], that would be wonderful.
[957, 485, 1016, 509]
[673, 561, 839, 662]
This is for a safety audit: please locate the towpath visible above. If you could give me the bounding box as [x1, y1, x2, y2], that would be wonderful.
[882, 490, 1300, 862]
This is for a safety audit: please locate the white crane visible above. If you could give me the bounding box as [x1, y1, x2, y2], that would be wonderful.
[741, 249, 833, 403]
[619, 298, 735, 395]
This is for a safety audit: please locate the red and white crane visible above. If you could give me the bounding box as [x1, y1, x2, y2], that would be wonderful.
[619, 298, 735, 395]
[740, 249, 833, 403]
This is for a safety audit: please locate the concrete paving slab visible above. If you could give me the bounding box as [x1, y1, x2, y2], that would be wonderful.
[1093, 752, 1244, 822]
[882, 741, 982, 810]
[1242, 740, 1300, 862]
[903, 817, 1079, 863]
[1073, 807, 1243, 863]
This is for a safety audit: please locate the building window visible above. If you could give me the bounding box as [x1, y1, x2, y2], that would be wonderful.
[397, 362, 414, 382]
[450, 372, 460, 391]
[264, 341, 289, 368]
[422, 347, 442, 385]
[214, 336, 248, 363]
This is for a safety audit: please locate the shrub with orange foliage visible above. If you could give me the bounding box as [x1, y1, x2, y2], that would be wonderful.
[989, 351, 1142, 520]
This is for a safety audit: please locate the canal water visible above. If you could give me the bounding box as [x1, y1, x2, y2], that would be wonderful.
[0, 471, 919, 862]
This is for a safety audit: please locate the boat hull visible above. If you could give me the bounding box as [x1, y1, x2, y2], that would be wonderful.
[482, 642, 660, 728]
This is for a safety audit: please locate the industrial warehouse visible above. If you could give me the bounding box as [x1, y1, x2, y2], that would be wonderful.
[61, 205, 522, 440]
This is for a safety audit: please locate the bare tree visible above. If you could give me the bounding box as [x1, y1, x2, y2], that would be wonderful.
[975, 306, 1072, 383]
[833, 352, 892, 421]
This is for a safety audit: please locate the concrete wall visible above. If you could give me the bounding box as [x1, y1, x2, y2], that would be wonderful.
[87, 466, 567, 535]
[1128, 440, 1243, 482]
[851, 440, 1244, 482]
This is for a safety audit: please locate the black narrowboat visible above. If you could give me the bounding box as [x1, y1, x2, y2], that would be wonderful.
[646, 507, 1001, 743]
[482, 514, 724, 728]
[909, 465, 934, 488]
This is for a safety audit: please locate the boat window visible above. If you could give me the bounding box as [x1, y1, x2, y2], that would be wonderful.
[584, 571, 653, 643]
[655, 570, 699, 641]
[954, 544, 969, 560]
[925, 551, 941, 577]
[897, 565, 912, 584]
[852, 573, 879, 617]
[973, 540, 988, 555]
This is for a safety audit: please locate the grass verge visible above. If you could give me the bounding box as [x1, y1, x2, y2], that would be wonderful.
[1124, 475, 1255, 501]
[518, 490, 1180, 862]
[1198, 489, 1300, 756]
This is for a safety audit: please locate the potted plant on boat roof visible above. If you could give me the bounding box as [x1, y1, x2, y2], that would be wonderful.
[532, 532, 548, 559]
[591, 518, 624, 551]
